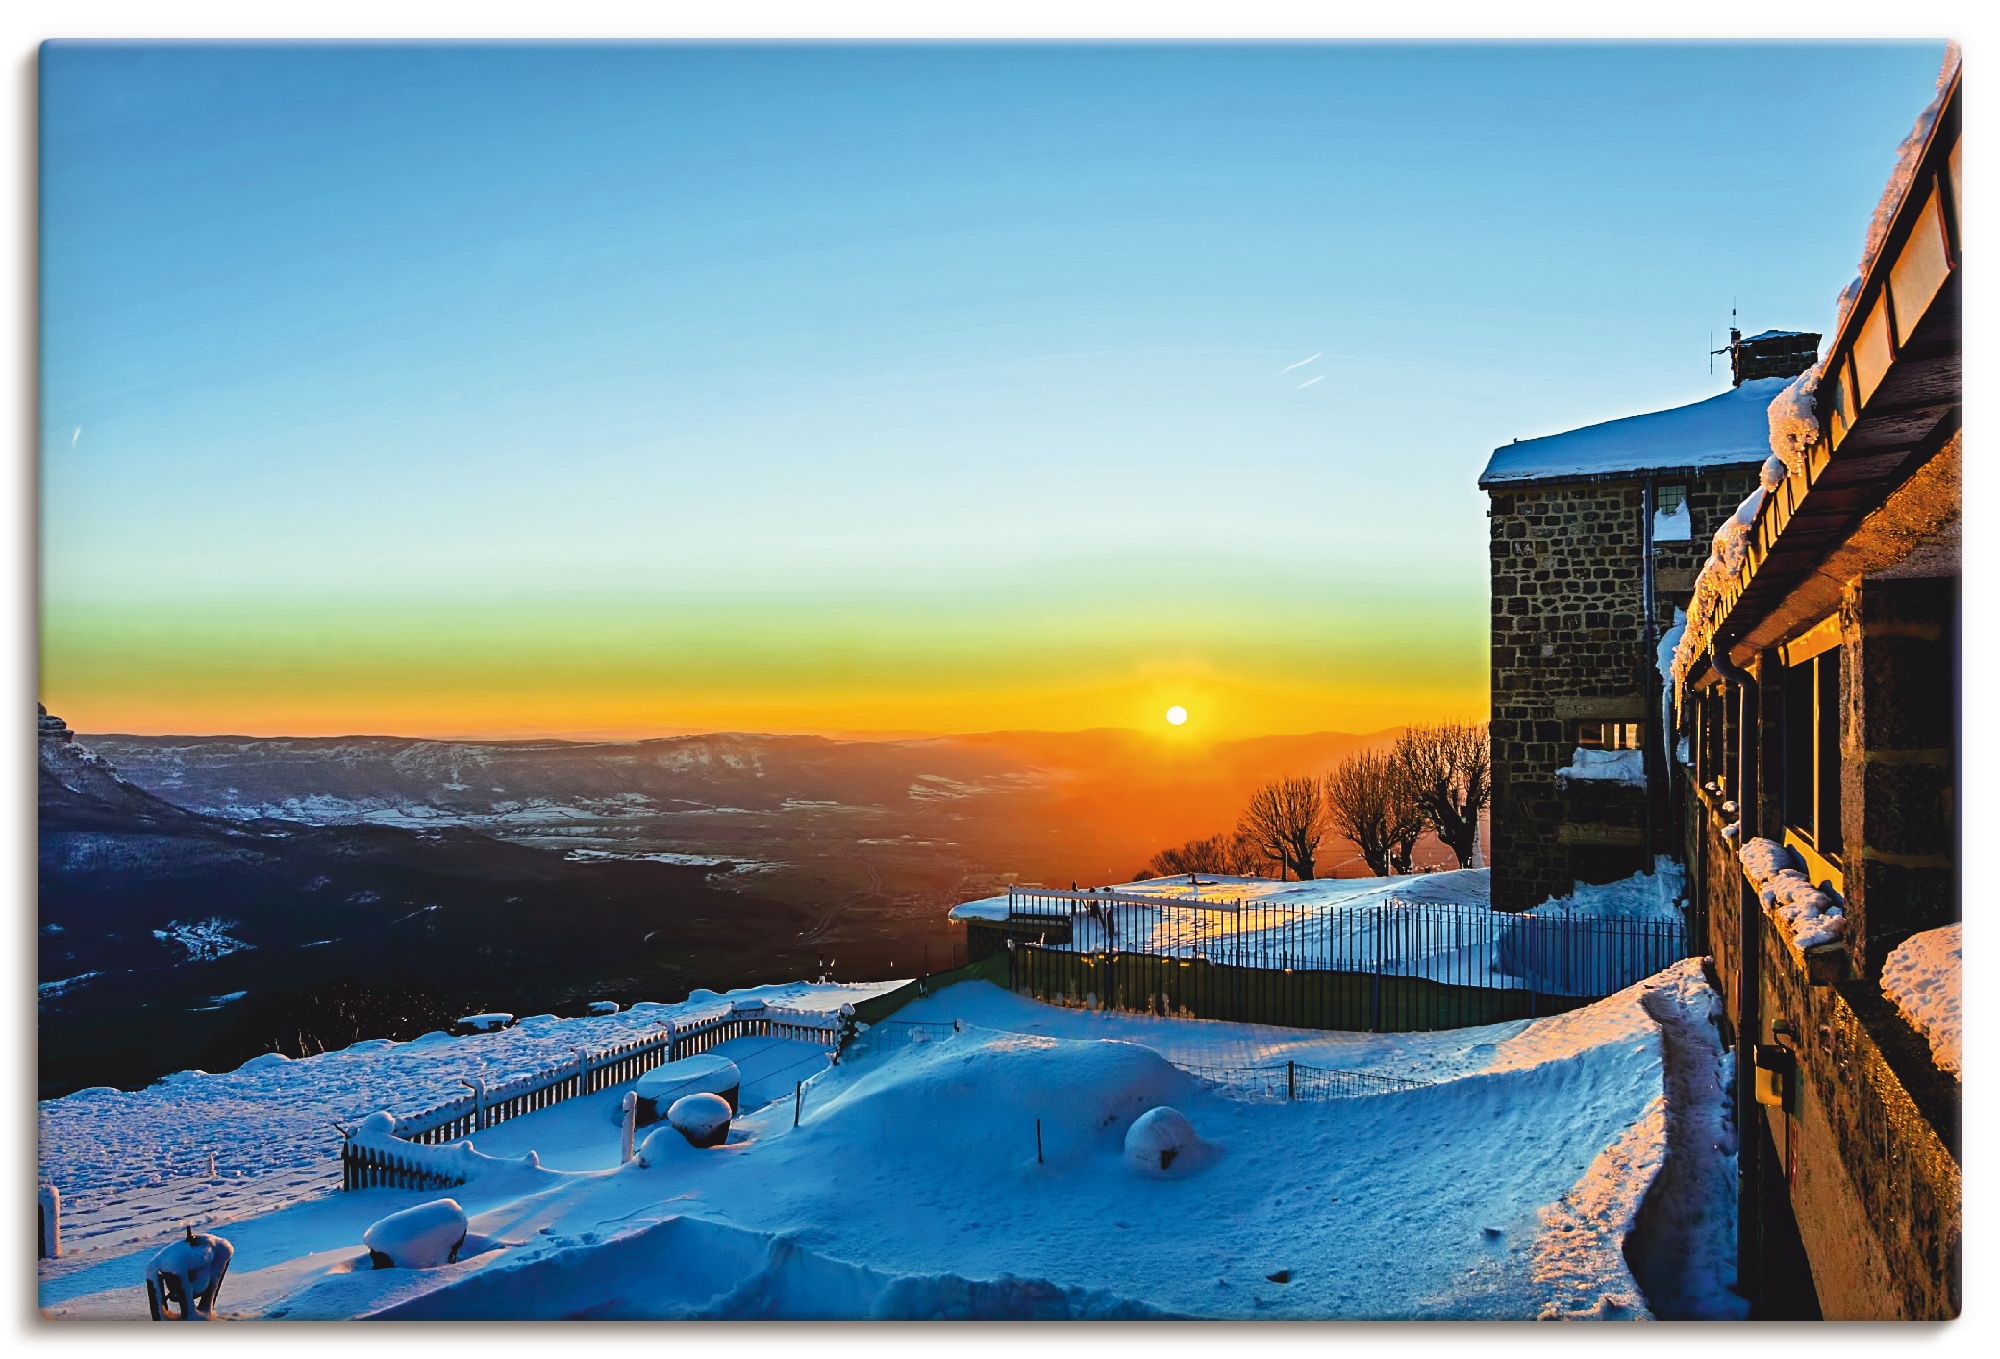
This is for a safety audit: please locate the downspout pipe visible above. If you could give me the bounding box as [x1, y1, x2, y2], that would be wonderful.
[1712, 637, 1762, 1312]
[1641, 478, 1658, 864]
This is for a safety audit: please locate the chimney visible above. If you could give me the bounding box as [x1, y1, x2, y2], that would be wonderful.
[1727, 328, 1820, 387]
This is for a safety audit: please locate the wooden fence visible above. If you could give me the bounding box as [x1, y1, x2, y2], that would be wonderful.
[341, 1004, 843, 1185]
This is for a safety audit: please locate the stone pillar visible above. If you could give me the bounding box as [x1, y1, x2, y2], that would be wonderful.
[1839, 577, 1958, 978]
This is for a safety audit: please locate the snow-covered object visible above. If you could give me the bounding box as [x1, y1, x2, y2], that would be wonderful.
[1759, 454, 1788, 492]
[667, 1093, 733, 1148]
[636, 1054, 741, 1122]
[1880, 924, 1960, 1078]
[145, 1230, 234, 1319]
[1764, 370, 1821, 481]
[1478, 377, 1789, 486]
[1657, 609, 1686, 747]
[458, 1013, 513, 1033]
[587, 1001, 620, 1016]
[1737, 838, 1845, 949]
[345, 1110, 514, 1186]
[948, 897, 1014, 922]
[1122, 1106, 1209, 1179]
[1554, 748, 1646, 788]
[363, 1199, 469, 1269]
[1737, 838, 1799, 882]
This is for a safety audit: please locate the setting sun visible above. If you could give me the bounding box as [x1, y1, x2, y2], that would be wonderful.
[1165, 705, 1188, 726]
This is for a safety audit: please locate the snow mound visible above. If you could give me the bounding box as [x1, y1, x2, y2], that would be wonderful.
[1554, 748, 1645, 787]
[1122, 1106, 1211, 1178]
[668, 1093, 733, 1147]
[1528, 857, 1685, 924]
[1881, 924, 1960, 1078]
[363, 1199, 468, 1269]
[353, 1214, 1182, 1321]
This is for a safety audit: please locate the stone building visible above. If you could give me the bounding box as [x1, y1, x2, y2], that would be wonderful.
[1672, 60, 1959, 1319]
[1477, 350, 1813, 913]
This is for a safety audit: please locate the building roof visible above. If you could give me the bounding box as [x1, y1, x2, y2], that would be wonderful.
[1478, 375, 1788, 490]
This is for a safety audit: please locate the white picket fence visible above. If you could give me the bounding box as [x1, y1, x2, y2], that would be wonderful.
[355, 1002, 843, 1164]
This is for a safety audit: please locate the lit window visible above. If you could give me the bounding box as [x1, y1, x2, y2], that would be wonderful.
[1783, 649, 1843, 860]
[1577, 721, 1643, 750]
[1653, 484, 1691, 543]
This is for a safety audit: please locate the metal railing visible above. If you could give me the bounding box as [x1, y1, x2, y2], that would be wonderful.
[996, 889, 1691, 1032]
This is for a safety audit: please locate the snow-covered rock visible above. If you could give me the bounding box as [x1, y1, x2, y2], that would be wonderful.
[362, 1199, 469, 1269]
[1122, 1106, 1209, 1179]
[1881, 924, 1960, 1078]
[667, 1093, 733, 1148]
[1553, 748, 1646, 788]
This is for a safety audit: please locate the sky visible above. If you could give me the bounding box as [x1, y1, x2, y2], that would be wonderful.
[38, 41, 1947, 742]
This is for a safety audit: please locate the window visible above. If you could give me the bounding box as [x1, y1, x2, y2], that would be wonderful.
[1577, 720, 1643, 750]
[1653, 484, 1691, 543]
[1782, 647, 1843, 860]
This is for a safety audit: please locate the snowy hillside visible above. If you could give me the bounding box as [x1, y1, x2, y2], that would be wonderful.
[41, 962, 1744, 1321]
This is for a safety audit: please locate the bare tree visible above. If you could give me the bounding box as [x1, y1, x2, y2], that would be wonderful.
[1394, 721, 1492, 868]
[1236, 776, 1327, 881]
[1326, 751, 1426, 877]
[1146, 831, 1264, 879]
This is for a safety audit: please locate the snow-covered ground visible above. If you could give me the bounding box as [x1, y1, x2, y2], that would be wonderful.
[36, 980, 901, 1263]
[41, 959, 1744, 1321]
[1881, 923, 1961, 1078]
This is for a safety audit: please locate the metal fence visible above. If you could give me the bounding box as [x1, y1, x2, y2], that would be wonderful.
[994, 887, 1691, 1032]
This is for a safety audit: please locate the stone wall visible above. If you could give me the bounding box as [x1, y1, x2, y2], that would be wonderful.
[1486, 466, 1759, 910]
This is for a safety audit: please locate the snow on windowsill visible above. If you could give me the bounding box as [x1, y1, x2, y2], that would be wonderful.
[1737, 837, 1845, 951]
[1554, 748, 1646, 787]
[1881, 923, 1960, 1079]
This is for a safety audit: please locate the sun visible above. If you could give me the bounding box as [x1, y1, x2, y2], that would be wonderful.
[1165, 705, 1188, 726]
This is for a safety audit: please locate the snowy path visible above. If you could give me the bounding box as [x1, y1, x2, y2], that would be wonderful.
[43, 962, 1742, 1321]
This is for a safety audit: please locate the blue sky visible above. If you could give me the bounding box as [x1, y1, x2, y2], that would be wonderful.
[38, 42, 1948, 737]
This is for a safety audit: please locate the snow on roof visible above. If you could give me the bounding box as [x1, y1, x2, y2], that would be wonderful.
[1478, 377, 1790, 488]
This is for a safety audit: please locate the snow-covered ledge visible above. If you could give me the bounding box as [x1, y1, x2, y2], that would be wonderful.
[1553, 748, 1646, 788]
[1881, 924, 1961, 1080]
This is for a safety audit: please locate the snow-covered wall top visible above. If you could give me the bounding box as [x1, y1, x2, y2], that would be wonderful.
[1478, 377, 1789, 488]
[1880, 923, 1960, 1079]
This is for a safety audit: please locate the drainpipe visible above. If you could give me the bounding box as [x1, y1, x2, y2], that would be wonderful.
[1712, 639, 1762, 1311]
[1641, 478, 1658, 865]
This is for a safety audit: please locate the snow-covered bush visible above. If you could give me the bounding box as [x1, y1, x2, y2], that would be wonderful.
[363, 1198, 468, 1269]
[1122, 1106, 1209, 1179]
[668, 1092, 733, 1148]
[1881, 924, 1960, 1078]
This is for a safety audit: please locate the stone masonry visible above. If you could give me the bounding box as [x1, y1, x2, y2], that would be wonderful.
[1487, 466, 1759, 911]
